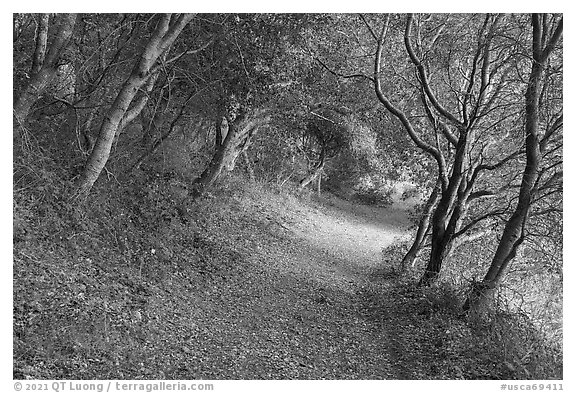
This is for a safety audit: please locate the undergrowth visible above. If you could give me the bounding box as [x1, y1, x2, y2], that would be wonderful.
[14, 150, 258, 378]
[13, 138, 562, 379]
[377, 241, 563, 379]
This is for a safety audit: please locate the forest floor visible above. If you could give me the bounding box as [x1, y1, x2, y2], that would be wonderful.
[14, 177, 549, 380]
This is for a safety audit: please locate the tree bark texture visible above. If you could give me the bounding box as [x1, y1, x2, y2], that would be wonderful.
[72, 14, 194, 199]
[191, 109, 270, 198]
[31, 14, 49, 75]
[14, 14, 77, 124]
[418, 133, 469, 287]
[464, 14, 563, 311]
[401, 180, 441, 270]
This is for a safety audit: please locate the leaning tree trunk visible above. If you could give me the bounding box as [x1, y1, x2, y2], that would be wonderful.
[463, 14, 563, 312]
[420, 188, 470, 286]
[191, 109, 270, 198]
[299, 149, 326, 190]
[116, 72, 160, 139]
[401, 179, 441, 270]
[14, 14, 77, 125]
[72, 13, 194, 199]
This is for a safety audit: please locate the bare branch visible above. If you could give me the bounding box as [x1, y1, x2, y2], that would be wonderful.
[374, 15, 448, 188]
[405, 14, 462, 127]
[149, 36, 215, 76]
[541, 16, 563, 61]
[420, 88, 458, 146]
[316, 57, 374, 83]
[358, 14, 378, 41]
[540, 111, 562, 152]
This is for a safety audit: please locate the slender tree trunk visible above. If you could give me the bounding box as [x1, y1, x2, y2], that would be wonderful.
[14, 14, 77, 124]
[191, 139, 232, 196]
[464, 14, 563, 312]
[401, 180, 440, 270]
[131, 94, 207, 172]
[74, 74, 149, 195]
[420, 193, 469, 286]
[72, 14, 194, 199]
[130, 113, 180, 172]
[299, 150, 326, 190]
[243, 150, 256, 181]
[299, 164, 324, 190]
[419, 215, 450, 286]
[371, 17, 474, 286]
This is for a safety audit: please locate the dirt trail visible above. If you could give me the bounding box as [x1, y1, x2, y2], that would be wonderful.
[290, 195, 412, 268]
[258, 194, 413, 295]
[203, 194, 421, 379]
[13, 188, 424, 380]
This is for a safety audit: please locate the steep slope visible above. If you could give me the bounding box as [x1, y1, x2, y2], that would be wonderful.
[15, 179, 550, 379]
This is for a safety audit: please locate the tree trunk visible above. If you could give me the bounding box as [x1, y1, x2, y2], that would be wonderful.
[14, 14, 77, 124]
[420, 198, 465, 286]
[419, 215, 450, 286]
[463, 14, 563, 312]
[130, 92, 206, 172]
[72, 14, 194, 199]
[299, 149, 326, 190]
[191, 109, 270, 198]
[14, 68, 56, 125]
[299, 165, 324, 190]
[31, 14, 49, 75]
[117, 72, 159, 136]
[401, 180, 440, 270]
[420, 191, 471, 286]
[243, 150, 256, 181]
[419, 136, 469, 286]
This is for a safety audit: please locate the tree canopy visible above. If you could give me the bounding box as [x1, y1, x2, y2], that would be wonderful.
[13, 13, 562, 379]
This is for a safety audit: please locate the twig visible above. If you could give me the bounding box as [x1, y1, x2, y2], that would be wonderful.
[316, 57, 374, 83]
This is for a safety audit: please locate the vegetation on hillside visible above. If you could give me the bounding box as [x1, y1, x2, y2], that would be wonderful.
[13, 13, 562, 380]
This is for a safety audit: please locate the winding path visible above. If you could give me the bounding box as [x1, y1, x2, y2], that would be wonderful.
[188, 194, 420, 379]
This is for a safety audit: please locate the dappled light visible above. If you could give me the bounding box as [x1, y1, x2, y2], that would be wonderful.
[13, 13, 562, 381]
